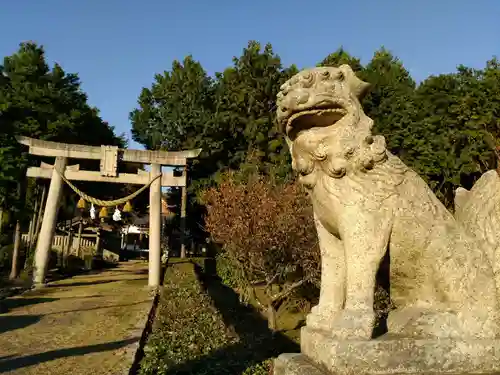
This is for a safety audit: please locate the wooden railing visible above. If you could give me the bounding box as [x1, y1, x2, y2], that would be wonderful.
[21, 234, 95, 253]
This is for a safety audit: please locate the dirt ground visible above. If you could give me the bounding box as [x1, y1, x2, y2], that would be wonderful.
[0, 260, 154, 375]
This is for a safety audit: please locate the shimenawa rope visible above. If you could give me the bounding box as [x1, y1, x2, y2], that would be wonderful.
[54, 168, 162, 207]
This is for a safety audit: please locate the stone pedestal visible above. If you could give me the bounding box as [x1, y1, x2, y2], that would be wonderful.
[275, 326, 500, 375]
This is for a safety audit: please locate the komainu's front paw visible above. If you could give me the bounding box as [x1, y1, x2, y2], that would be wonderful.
[307, 307, 376, 340]
[306, 304, 341, 330]
[332, 308, 376, 339]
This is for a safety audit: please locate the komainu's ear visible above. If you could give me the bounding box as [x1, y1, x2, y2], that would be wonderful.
[338, 64, 371, 100]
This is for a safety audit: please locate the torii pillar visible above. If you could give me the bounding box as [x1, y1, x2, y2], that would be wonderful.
[148, 164, 162, 287]
[33, 156, 67, 286]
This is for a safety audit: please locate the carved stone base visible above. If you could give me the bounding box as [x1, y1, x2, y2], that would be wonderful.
[274, 327, 500, 375]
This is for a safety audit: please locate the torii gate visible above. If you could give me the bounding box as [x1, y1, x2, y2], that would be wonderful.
[17, 136, 201, 288]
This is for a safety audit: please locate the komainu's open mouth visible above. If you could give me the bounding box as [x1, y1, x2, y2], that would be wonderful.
[286, 108, 347, 141]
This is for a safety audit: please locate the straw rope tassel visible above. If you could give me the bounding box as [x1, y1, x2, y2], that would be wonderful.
[99, 206, 108, 218]
[77, 197, 86, 209]
[123, 200, 133, 213]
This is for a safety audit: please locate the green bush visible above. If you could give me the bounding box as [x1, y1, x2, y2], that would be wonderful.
[215, 252, 240, 288]
[139, 263, 236, 375]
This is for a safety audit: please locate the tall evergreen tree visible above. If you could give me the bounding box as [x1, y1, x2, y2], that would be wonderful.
[213, 41, 294, 181]
[318, 47, 363, 72]
[360, 47, 416, 145]
[399, 61, 500, 207]
[130, 55, 217, 185]
[0, 42, 128, 273]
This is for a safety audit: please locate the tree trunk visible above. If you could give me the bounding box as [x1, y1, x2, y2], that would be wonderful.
[27, 219, 34, 244]
[9, 220, 22, 280]
[265, 278, 309, 332]
[31, 184, 47, 250]
[95, 229, 101, 258]
[180, 185, 187, 258]
[27, 188, 40, 249]
[25, 184, 45, 271]
[0, 207, 4, 235]
[76, 220, 83, 258]
[63, 228, 73, 269]
[267, 303, 278, 332]
[10, 177, 28, 280]
[64, 198, 79, 268]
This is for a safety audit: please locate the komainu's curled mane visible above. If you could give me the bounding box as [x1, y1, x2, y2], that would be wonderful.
[277, 65, 500, 340]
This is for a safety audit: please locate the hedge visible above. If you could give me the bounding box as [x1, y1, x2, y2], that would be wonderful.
[139, 262, 234, 375]
[138, 261, 292, 375]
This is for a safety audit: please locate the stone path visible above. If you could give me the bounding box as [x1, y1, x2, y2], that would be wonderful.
[0, 261, 154, 375]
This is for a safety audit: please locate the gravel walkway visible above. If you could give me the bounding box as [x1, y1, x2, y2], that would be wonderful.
[0, 260, 154, 375]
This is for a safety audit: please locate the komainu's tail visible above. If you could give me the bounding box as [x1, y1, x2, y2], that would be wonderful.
[454, 170, 500, 271]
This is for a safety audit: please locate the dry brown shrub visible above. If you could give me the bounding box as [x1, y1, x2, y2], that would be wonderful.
[201, 172, 320, 328]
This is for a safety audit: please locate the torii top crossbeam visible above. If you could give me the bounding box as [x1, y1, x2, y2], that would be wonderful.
[17, 136, 201, 166]
[17, 136, 202, 187]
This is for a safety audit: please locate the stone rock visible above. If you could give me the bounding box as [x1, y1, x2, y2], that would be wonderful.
[273, 65, 500, 374]
[274, 353, 328, 375]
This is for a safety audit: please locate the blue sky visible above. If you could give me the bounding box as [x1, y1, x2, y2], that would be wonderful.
[1, 0, 498, 151]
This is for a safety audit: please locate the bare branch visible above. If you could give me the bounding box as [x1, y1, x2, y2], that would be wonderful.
[270, 278, 308, 304]
[265, 270, 281, 287]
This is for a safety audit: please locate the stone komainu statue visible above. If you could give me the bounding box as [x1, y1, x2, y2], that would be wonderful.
[276, 64, 500, 341]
